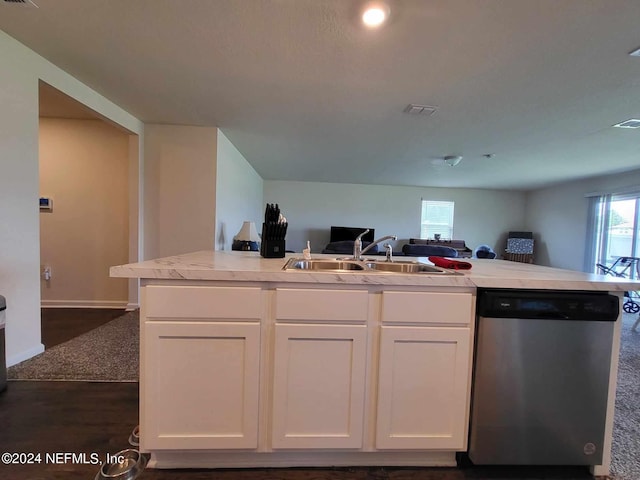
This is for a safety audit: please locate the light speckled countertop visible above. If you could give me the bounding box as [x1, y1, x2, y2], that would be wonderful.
[110, 250, 640, 291]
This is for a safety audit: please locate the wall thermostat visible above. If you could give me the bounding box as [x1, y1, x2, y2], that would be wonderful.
[39, 197, 53, 212]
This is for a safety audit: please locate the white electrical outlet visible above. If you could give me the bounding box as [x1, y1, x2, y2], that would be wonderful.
[42, 265, 51, 281]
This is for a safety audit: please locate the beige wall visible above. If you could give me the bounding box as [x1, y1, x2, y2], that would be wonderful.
[144, 125, 217, 259]
[0, 30, 142, 366]
[39, 118, 129, 307]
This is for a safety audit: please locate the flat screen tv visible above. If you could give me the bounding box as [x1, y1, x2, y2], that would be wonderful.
[330, 226, 375, 244]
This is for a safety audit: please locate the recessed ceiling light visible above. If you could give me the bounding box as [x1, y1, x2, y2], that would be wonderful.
[629, 47, 640, 57]
[361, 1, 390, 28]
[613, 119, 640, 129]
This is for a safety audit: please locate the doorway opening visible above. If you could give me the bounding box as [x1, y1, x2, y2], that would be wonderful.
[38, 81, 140, 348]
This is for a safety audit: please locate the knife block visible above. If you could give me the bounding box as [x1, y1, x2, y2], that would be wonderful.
[260, 222, 286, 258]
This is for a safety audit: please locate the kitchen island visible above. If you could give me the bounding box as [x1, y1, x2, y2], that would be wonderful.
[110, 250, 640, 476]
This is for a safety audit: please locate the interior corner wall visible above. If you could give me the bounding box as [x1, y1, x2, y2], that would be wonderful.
[215, 130, 264, 251]
[127, 134, 141, 309]
[39, 118, 129, 307]
[525, 168, 640, 272]
[264, 181, 527, 254]
[0, 30, 142, 366]
[0, 37, 41, 366]
[143, 124, 218, 259]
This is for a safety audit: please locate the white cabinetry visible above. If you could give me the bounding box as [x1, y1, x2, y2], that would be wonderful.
[375, 291, 473, 450]
[272, 323, 367, 448]
[139, 282, 475, 463]
[141, 286, 262, 450]
[271, 288, 368, 449]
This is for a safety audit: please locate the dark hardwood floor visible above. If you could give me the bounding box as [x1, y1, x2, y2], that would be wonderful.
[41, 308, 126, 348]
[0, 382, 596, 480]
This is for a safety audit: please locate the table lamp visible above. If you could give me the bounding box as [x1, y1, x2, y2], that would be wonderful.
[232, 221, 260, 251]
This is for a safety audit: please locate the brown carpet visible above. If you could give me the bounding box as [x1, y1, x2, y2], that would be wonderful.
[8, 310, 139, 382]
[610, 312, 640, 479]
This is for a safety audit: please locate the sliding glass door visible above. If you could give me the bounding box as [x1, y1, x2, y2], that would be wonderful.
[587, 193, 640, 278]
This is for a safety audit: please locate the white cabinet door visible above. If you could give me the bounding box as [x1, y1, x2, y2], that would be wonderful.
[143, 321, 260, 450]
[272, 324, 367, 449]
[376, 326, 471, 450]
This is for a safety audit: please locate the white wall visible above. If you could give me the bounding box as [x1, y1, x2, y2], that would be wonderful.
[39, 118, 129, 307]
[264, 181, 527, 254]
[143, 125, 217, 259]
[0, 30, 142, 366]
[215, 131, 264, 251]
[525, 168, 640, 271]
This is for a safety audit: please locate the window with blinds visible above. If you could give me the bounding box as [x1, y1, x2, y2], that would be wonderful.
[420, 200, 455, 240]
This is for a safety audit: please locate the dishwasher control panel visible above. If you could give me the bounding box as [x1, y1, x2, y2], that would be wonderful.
[477, 289, 619, 321]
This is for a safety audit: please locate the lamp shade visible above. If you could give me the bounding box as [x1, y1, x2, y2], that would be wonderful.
[232, 221, 260, 251]
[235, 221, 260, 242]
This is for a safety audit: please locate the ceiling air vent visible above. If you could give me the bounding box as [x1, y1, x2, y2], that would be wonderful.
[403, 104, 437, 116]
[2, 0, 38, 7]
[613, 119, 640, 129]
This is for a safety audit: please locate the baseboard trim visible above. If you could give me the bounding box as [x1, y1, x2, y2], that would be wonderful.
[148, 450, 457, 469]
[7, 343, 45, 367]
[126, 302, 140, 311]
[41, 300, 128, 309]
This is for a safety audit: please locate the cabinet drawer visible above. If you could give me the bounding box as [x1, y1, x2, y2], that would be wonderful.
[144, 285, 262, 319]
[275, 288, 368, 322]
[382, 291, 472, 325]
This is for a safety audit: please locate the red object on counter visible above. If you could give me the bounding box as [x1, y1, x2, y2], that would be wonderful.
[428, 256, 472, 270]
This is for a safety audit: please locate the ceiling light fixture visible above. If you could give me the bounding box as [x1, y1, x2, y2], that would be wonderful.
[443, 155, 463, 167]
[361, 1, 390, 28]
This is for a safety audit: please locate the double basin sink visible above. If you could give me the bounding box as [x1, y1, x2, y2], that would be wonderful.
[283, 258, 459, 275]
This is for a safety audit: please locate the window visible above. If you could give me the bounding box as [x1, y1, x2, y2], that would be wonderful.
[420, 200, 454, 240]
[586, 191, 640, 277]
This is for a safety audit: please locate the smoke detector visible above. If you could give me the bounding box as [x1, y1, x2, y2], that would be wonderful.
[431, 155, 463, 167]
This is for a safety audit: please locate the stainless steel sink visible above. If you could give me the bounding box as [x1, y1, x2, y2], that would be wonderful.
[364, 260, 449, 274]
[283, 259, 366, 271]
[282, 258, 459, 274]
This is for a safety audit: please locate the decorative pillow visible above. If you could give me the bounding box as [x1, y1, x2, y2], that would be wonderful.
[506, 238, 534, 254]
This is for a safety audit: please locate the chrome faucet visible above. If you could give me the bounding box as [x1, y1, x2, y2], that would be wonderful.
[353, 230, 398, 260]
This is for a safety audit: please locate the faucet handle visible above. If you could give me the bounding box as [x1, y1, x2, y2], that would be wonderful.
[355, 229, 370, 242]
[353, 229, 369, 260]
[383, 243, 393, 262]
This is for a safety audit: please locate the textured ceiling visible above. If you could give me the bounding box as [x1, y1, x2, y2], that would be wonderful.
[4, 0, 640, 190]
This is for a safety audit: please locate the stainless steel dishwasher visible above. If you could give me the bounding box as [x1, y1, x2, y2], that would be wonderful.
[468, 289, 619, 466]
